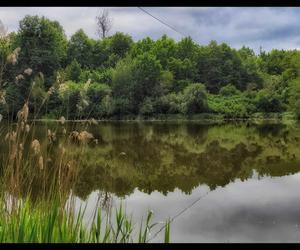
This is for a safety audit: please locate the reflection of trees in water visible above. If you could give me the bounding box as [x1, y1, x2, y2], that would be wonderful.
[255, 123, 286, 137]
[3, 122, 300, 203]
[73, 138, 263, 199]
[69, 122, 300, 200]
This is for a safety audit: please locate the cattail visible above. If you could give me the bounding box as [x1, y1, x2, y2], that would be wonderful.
[0, 90, 6, 105]
[7, 48, 20, 65]
[76, 104, 83, 112]
[38, 156, 44, 170]
[20, 121, 25, 131]
[18, 143, 24, 162]
[47, 129, 56, 143]
[90, 118, 98, 125]
[4, 132, 9, 141]
[69, 131, 79, 141]
[24, 68, 33, 76]
[23, 102, 29, 122]
[15, 74, 24, 83]
[59, 116, 66, 125]
[47, 86, 55, 96]
[31, 139, 41, 155]
[82, 99, 89, 107]
[7, 54, 17, 65]
[25, 124, 30, 133]
[5, 131, 16, 142]
[17, 102, 29, 123]
[78, 131, 94, 142]
[9, 144, 17, 161]
[84, 79, 91, 90]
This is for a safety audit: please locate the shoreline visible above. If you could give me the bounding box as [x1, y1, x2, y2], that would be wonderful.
[26, 112, 298, 124]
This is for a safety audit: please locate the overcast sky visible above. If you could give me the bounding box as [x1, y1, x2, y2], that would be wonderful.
[1, 7, 300, 53]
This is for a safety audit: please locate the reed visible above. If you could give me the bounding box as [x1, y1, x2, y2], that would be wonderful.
[0, 45, 170, 243]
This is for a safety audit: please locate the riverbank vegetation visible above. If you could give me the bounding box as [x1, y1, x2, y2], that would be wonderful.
[1, 16, 300, 121]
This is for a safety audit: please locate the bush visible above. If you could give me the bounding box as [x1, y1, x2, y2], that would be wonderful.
[287, 78, 300, 119]
[139, 97, 155, 116]
[255, 89, 284, 113]
[208, 94, 255, 118]
[219, 84, 241, 96]
[181, 83, 208, 115]
[66, 60, 82, 82]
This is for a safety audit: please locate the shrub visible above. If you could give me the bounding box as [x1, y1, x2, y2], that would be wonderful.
[181, 83, 208, 115]
[219, 84, 241, 96]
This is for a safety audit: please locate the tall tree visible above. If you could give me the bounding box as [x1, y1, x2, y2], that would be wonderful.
[67, 29, 94, 68]
[15, 15, 68, 88]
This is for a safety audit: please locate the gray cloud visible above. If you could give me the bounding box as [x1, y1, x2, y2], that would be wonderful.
[1, 7, 300, 52]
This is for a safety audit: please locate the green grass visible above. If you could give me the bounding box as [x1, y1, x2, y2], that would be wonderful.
[0, 198, 169, 243]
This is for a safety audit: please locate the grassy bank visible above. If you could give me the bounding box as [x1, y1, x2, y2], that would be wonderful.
[0, 197, 169, 243]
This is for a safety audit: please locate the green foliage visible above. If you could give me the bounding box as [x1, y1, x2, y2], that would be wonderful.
[152, 35, 176, 68]
[2, 14, 300, 120]
[67, 29, 93, 68]
[160, 70, 173, 93]
[111, 57, 134, 115]
[86, 83, 111, 118]
[181, 83, 208, 115]
[219, 84, 241, 96]
[255, 89, 284, 113]
[208, 94, 255, 118]
[131, 53, 162, 113]
[0, 199, 167, 243]
[287, 78, 300, 119]
[108, 32, 133, 59]
[167, 57, 197, 81]
[66, 59, 82, 82]
[15, 15, 67, 87]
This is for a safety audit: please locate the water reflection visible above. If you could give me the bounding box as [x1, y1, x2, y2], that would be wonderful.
[1, 121, 300, 199]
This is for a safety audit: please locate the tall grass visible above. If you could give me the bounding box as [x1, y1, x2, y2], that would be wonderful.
[0, 197, 169, 243]
[0, 43, 170, 243]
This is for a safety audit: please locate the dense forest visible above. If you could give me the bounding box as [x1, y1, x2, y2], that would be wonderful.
[1, 15, 300, 120]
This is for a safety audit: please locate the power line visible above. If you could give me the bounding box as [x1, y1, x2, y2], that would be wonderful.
[137, 7, 189, 39]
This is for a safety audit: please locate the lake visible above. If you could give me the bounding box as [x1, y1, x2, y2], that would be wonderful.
[2, 120, 300, 242]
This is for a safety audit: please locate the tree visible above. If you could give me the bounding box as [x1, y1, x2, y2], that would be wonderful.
[67, 29, 94, 68]
[111, 56, 134, 115]
[176, 36, 198, 61]
[96, 9, 112, 39]
[131, 53, 162, 113]
[196, 41, 247, 93]
[287, 78, 300, 119]
[255, 89, 284, 113]
[130, 37, 154, 58]
[167, 57, 197, 81]
[181, 83, 208, 114]
[15, 15, 67, 88]
[66, 59, 82, 82]
[152, 35, 176, 69]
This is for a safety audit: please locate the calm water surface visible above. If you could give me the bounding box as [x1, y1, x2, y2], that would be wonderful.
[5, 121, 300, 242]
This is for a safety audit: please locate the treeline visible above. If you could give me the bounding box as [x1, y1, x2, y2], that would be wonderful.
[1, 15, 300, 120]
